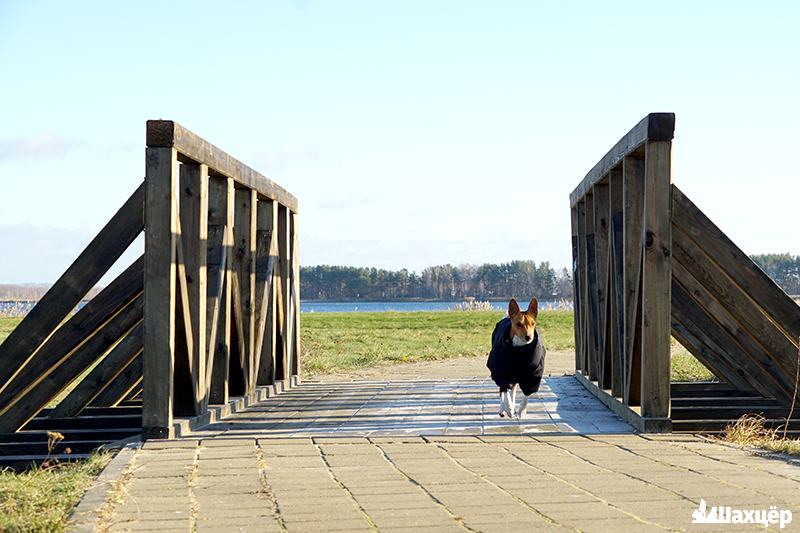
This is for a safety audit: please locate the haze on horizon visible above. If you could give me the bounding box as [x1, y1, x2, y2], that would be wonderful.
[1, 1, 798, 285]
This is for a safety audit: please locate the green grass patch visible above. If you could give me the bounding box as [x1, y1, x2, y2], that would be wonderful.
[0, 318, 21, 344]
[301, 310, 574, 376]
[0, 453, 111, 532]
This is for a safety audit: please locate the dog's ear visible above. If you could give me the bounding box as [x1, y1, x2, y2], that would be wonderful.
[526, 297, 538, 319]
[508, 298, 520, 317]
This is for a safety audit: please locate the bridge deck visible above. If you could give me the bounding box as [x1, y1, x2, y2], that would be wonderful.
[189, 377, 634, 438]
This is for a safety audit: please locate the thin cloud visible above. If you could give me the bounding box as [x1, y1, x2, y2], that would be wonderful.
[317, 194, 375, 210]
[0, 132, 83, 161]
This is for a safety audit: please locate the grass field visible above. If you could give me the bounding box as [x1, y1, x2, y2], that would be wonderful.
[301, 310, 574, 375]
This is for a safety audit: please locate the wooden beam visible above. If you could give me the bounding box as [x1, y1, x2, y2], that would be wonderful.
[173, 225, 197, 415]
[49, 324, 143, 418]
[90, 354, 143, 407]
[0, 296, 143, 433]
[277, 205, 292, 378]
[672, 255, 795, 400]
[570, 206, 581, 373]
[208, 177, 234, 404]
[143, 146, 178, 439]
[146, 120, 298, 212]
[0, 257, 143, 415]
[179, 163, 208, 412]
[570, 113, 675, 206]
[608, 169, 624, 398]
[254, 200, 278, 386]
[585, 192, 599, 381]
[640, 140, 672, 419]
[672, 185, 800, 345]
[622, 155, 645, 406]
[290, 212, 300, 377]
[231, 188, 254, 394]
[672, 225, 799, 378]
[576, 200, 588, 374]
[593, 183, 610, 388]
[671, 279, 786, 399]
[0, 182, 144, 392]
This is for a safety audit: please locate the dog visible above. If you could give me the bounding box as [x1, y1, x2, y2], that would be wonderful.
[486, 297, 546, 419]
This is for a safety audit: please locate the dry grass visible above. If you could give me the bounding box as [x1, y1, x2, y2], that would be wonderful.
[721, 414, 800, 456]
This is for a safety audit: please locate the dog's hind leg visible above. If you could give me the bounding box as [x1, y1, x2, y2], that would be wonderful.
[499, 390, 513, 418]
[509, 384, 518, 417]
[518, 394, 530, 419]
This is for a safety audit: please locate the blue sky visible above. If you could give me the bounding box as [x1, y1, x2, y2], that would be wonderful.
[1, 1, 798, 284]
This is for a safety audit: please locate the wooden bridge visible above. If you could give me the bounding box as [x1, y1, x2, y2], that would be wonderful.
[0, 114, 799, 469]
[570, 113, 800, 434]
[0, 121, 300, 467]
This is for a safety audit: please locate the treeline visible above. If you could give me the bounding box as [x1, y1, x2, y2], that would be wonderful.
[0, 284, 102, 301]
[300, 261, 573, 301]
[750, 253, 800, 295]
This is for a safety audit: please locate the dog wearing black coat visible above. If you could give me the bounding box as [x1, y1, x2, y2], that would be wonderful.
[486, 297, 546, 418]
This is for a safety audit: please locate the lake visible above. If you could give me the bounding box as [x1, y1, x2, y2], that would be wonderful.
[0, 299, 572, 317]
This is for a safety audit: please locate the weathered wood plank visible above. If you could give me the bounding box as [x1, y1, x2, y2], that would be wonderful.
[585, 192, 599, 381]
[257, 200, 279, 386]
[90, 354, 143, 407]
[290, 212, 300, 377]
[254, 199, 278, 386]
[570, 113, 675, 206]
[247, 190, 258, 390]
[0, 296, 143, 433]
[0, 183, 144, 392]
[231, 188, 254, 394]
[179, 163, 208, 411]
[146, 120, 298, 212]
[672, 252, 796, 400]
[576, 200, 588, 374]
[208, 177, 234, 404]
[622, 155, 645, 406]
[608, 169, 624, 397]
[672, 185, 800, 344]
[0, 257, 143, 415]
[277, 205, 292, 378]
[593, 183, 611, 388]
[143, 147, 178, 439]
[173, 226, 197, 415]
[672, 224, 799, 378]
[49, 324, 144, 418]
[570, 206, 581, 373]
[671, 278, 785, 399]
[640, 141, 672, 418]
[203, 224, 226, 407]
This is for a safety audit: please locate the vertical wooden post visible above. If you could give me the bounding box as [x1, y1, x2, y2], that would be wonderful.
[623, 155, 645, 406]
[179, 163, 208, 412]
[570, 207, 581, 373]
[143, 147, 178, 439]
[247, 190, 258, 390]
[277, 205, 291, 379]
[593, 183, 610, 388]
[290, 212, 300, 378]
[257, 200, 279, 385]
[209, 178, 234, 404]
[640, 141, 672, 419]
[584, 192, 598, 381]
[576, 200, 588, 375]
[608, 169, 624, 398]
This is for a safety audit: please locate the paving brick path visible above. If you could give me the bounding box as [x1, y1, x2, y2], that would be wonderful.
[72, 376, 800, 532]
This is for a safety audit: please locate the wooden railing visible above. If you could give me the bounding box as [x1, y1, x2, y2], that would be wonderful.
[0, 121, 299, 453]
[570, 113, 800, 433]
[570, 113, 674, 431]
[143, 120, 299, 438]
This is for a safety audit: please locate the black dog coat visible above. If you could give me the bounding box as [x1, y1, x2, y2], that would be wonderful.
[486, 317, 546, 396]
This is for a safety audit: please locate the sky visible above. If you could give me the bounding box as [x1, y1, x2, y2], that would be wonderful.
[1, 1, 798, 284]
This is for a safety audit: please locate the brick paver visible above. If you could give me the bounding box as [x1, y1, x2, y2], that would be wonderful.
[74, 377, 800, 532]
